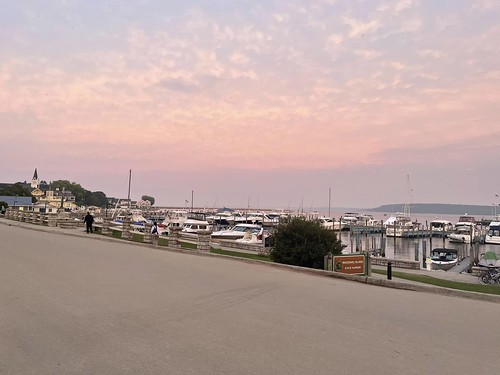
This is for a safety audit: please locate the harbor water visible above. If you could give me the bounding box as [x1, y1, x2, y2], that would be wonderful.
[329, 211, 499, 263]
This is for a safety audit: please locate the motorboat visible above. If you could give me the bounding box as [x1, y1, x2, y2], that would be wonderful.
[181, 219, 211, 235]
[211, 223, 262, 240]
[356, 213, 378, 226]
[384, 215, 419, 237]
[429, 219, 453, 234]
[206, 211, 251, 226]
[485, 221, 500, 245]
[318, 217, 334, 230]
[429, 248, 459, 271]
[160, 210, 188, 234]
[235, 228, 272, 245]
[245, 212, 280, 226]
[448, 225, 474, 243]
[110, 212, 151, 232]
[341, 212, 360, 228]
[455, 215, 476, 226]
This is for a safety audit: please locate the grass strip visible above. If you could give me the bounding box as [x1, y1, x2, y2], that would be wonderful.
[372, 269, 500, 295]
[210, 248, 271, 262]
[180, 241, 197, 250]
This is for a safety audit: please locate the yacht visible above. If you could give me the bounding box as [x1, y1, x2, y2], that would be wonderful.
[429, 219, 453, 234]
[448, 225, 474, 243]
[455, 215, 476, 226]
[318, 217, 334, 230]
[235, 228, 272, 245]
[384, 214, 418, 237]
[341, 212, 360, 227]
[211, 223, 262, 241]
[110, 211, 151, 232]
[181, 219, 212, 236]
[448, 215, 477, 243]
[160, 210, 188, 233]
[485, 221, 500, 245]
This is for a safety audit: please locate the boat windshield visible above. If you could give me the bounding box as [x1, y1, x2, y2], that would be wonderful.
[458, 216, 475, 223]
[431, 251, 457, 261]
[233, 226, 256, 232]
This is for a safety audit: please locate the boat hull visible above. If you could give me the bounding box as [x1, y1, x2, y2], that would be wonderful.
[429, 259, 459, 271]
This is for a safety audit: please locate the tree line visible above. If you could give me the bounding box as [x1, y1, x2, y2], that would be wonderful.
[0, 180, 156, 209]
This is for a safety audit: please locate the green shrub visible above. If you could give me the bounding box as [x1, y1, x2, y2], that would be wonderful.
[270, 217, 342, 269]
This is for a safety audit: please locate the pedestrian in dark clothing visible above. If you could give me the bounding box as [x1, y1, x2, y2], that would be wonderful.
[151, 221, 159, 246]
[84, 212, 94, 233]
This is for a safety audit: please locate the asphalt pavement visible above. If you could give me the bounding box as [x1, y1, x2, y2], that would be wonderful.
[1, 218, 500, 374]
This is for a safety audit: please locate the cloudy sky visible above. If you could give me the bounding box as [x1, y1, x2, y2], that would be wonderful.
[1, 0, 499, 210]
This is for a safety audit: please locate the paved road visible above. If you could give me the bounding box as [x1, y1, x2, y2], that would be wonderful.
[1, 223, 499, 374]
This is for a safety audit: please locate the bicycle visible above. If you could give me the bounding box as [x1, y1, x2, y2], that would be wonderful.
[478, 267, 500, 285]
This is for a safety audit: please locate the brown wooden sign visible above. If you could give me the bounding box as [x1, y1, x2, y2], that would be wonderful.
[333, 255, 366, 275]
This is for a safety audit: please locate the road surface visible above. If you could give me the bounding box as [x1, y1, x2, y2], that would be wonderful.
[1, 223, 499, 374]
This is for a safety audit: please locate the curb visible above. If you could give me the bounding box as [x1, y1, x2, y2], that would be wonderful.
[2, 218, 499, 304]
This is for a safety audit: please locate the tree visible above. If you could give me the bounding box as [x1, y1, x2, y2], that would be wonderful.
[84, 191, 108, 207]
[141, 195, 155, 206]
[0, 183, 32, 197]
[270, 217, 343, 269]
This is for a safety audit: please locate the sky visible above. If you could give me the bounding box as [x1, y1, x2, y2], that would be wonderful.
[1, 0, 499, 210]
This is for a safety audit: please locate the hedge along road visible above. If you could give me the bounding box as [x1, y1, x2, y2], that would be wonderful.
[1, 223, 499, 375]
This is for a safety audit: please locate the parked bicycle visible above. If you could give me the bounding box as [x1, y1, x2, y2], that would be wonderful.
[478, 267, 500, 285]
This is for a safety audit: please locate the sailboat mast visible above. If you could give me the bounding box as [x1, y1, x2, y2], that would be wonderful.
[405, 174, 412, 218]
[128, 169, 132, 210]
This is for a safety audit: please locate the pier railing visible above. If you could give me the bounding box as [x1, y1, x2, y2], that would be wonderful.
[3, 208, 272, 255]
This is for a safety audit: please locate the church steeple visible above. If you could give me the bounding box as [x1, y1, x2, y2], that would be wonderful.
[31, 168, 39, 189]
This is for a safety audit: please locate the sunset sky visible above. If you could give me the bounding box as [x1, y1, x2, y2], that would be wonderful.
[1, 0, 499, 210]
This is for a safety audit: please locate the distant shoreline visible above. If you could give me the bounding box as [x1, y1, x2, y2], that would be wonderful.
[367, 203, 498, 216]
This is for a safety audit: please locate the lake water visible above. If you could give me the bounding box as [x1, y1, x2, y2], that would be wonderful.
[327, 211, 500, 262]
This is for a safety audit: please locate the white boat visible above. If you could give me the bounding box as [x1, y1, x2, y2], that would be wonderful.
[384, 214, 418, 237]
[318, 217, 334, 230]
[455, 214, 476, 227]
[429, 219, 454, 233]
[448, 215, 476, 243]
[385, 174, 418, 237]
[429, 248, 459, 271]
[235, 228, 272, 244]
[181, 219, 211, 235]
[448, 225, 474, 243]
[243, 212, 277, 225]
[206, 211, 251, 226]
[357, 214, 380, 227]
[160, 210, 188, 233]
[211, 223, 262, 240]
[485, 221, 500, 245]
[110, 211, 151, 232]
[341, 212, 360, 227]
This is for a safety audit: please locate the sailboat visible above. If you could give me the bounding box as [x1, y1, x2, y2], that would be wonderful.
[384, 175, 420, 237]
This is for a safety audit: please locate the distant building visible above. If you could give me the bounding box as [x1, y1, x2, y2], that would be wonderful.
[31, 168, 39, 189]
[1, 169, 80, 211]
[38, 188, 77, 210]
[0, 196, 32, 207]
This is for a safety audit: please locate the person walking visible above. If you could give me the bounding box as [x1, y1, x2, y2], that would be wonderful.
[83, 212, 94, 233]
[151, 221, 159, 246]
